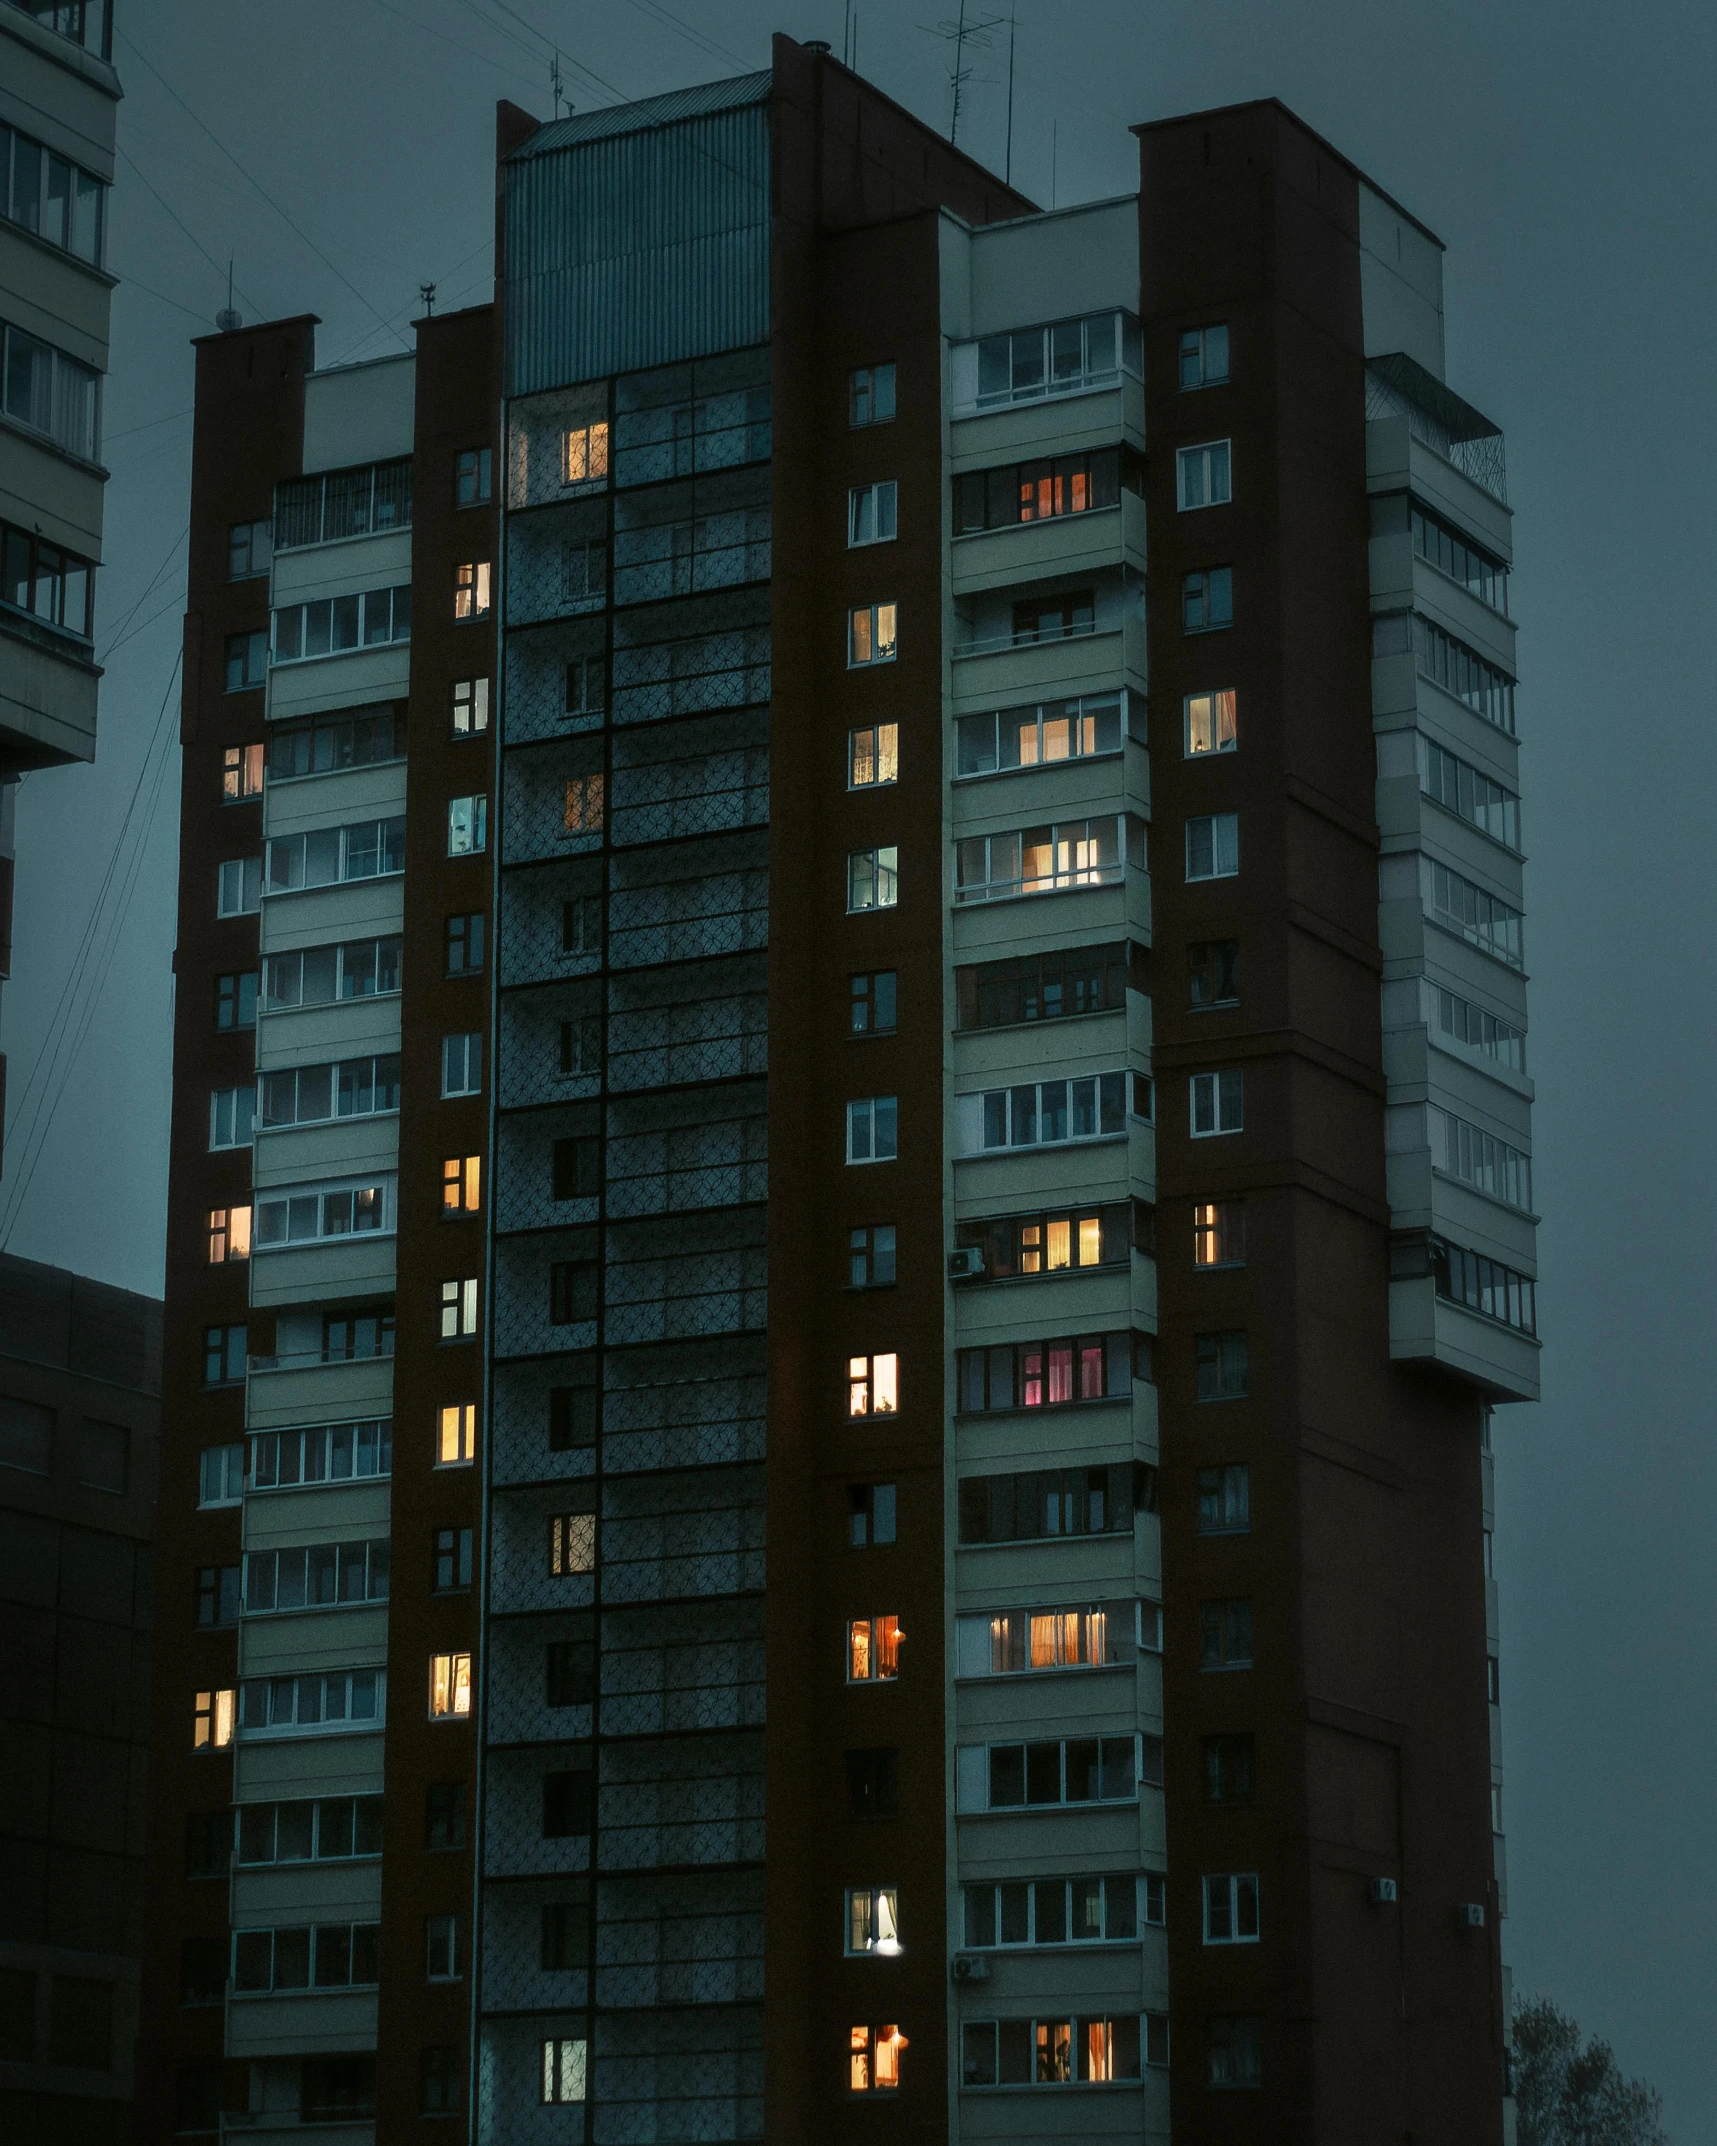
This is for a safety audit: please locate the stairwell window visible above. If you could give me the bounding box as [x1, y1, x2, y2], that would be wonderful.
[1185, 690, 1238, 756]
[1182, 565, 1234, 632]
[438, 1404, 476, 1465]
[1190, 1070, 1244, 1137]
[849, 364, 896, 427]
[847, 1887, 901, 1954]
[453, 562, 491, 620]
[849, 603, 897, 666]
[848, 846, 898, 912]
[1203, 1873, 1260, 1945]
[448, 795, 487, 855]
[846, 1096, 898, 1164]
[1186, 813, 1239, 880]
[430, 1653, 471, 1719]
[1179, 324, 1230, 389]
[848, 724, 898, 788]
[848, 480, 898, 545]
[452, 677, 490, 735]
[847, 1353, 898, 1417]
[1177, 441, 1232, 510]
[848, 1617, 903, 1681]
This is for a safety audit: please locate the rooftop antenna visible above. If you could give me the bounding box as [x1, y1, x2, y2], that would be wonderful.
[1051, 118, 1057, 209]
[215, 257, 241, 334]
[1004, 5, 1016, 185]
[551, 50, 564, 118]
[420, 283, 437, 317]
[843, 0, 853, 66]
[928, 2, 1002, 147]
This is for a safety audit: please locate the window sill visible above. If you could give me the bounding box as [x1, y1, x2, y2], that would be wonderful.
[953, 501, 1123, 543]
[271, 639, 411, 671]
[960, 1131, 1131, 1161]
[262, 873, 405, 901]
[952, 372, 1134, 420]
[0, 410, 107, 480]
[267, 753, 408, 787]
[274, 526, 412, 560]
[0, 601, 100, 669]
[955, 874, 1126, 908]
[260, 990, 404, 1018]
[953, 748, 1125, 785]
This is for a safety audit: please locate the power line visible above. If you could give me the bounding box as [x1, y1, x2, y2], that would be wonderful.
[116, 144, 263, 317]
[95, 522, 188, 664]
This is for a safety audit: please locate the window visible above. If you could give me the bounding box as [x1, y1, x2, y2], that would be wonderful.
[1200, 1597, 1254, 1671]
[221, 743, 264, 800]
[849, 970, 897, 1035]
[957, 1072, 1130, 1154]
[207, 1205, 252, 1264]
[440, 1278, 479, 1340]
[442, 1154, 482, 1216]
[1425, 860, 1523, 967]
[1188, 939, 1239, 1010]
[216, 856, 262, 917]
[848, 603, 897, 666]
[232, 1922, 381, 1994]
[194, 1566, 240, 1628]
[561, 421, 609, 483]
[565, 656, 604, 716]
[447, 795, 488, 856]
[426, 1915, 462, 1981]
[0, 1396, 52, 1476]
[549, 1387, 598, 1451]
[1401, 1232, 1538, 1336]
[1177, 440, 1232, 509]
[1, 516, 95, 637]
[953, 448, 1142, 533]
[227, 518, 271, 580]
[956, 1333, 1132, 1413]
[1408, 499, 1509, 612]
[848, 723, 898, 788]
[1, 123, 106, 263]
[1195, 1329, 1249, 1401]
[1193, 1202, 1245, 1267]
[225, 629, 268, 691]
[1418, 735, 1521, 849]
[1179, 323, 1230, 388]
[199, 1440, 244, 1505]
[271, 585, 411, 663]
[425, 1783, 468, 1851]
[541, 2037, 588, 2106]
[1423, 1105, 1533, 1211]
[438, 1403, 476, 1465]
[177, 2063, 224, 2134]
[1205, 1733, 1256, 1802]
[1375, 611, 1516, 734]
[849, 1225, 897, 1288]
[542, 1768, 594, 1836]
[1190, 1070, 1244, 1137]
[268, 705, 403, 778]
[193, 1689, 236, 1751]
[846, 1748, 899, 1820]
[955, 816, 1126, 903]
[1435, 985, 1525, 1074]
[561, 894, 603, 958]
[848, 1482, 897, 1547]
[0, 319, 99, 458]
[202, 1328, 248, 1390]
[847, 1353, 899, 1417]
[236, 1798, 383, 1866]
[953, 1200, 1141, 1280]
[846, 1887, 901, 1954]
[421, 2046, 461, 2117]
[972, 1735, 1140, 1810]
[849, 2024, 907, 2093]
[262, 934, 402, 1009]
[215, 970, 258, 1030]
[1208, 2014, 1263, 2090]
[185, 1810, 232, 1881]
[957, 1462, 1146, 1545]
[1197, 1463, 1251, 1534]
[321, 1310, 395, 1363]
[445, 913, 486, 976]
[430, 1653, 472, 1719]
[1185, 689, 1238, 756]
[1010, 589, 1094, 645]
[545, 1631, 595, 1708]
[549, 1511, 596, 1576]
[453, 562, 491, 620]
[235, 1670, 382, 1739]
[274, 458, 411, 548]
[848, 480, 898, 545]
[849, 364, 896, 426]
[962, 1874, 1139, 1950]
[1185, 812, 1239, 881]
[253, 1178, 394, 1249]
[961, 310, 1139, 411]
[549, 1261, 597, 1325]
[956, 942, 1131, 1030]
[1203, 1872, 1260, 1945]
[962, 2015, 1146, 2087]
[1182, 564, 1234, 632]
[955, 691, 1128, 778]
[452, 676, 490, 736]
[847, 846, 898, 912]
[250, 1420, 392, 1490]
[243, 1538, 390, 1613]
[259, 1055, 401, 1129]
[432, 1528, 473, 1594]
[442, 1032, 483, 1097]
[846, 1096, 898, 1164]
[958, 1602, 1145, 1676]
[848, 1617, 902, 1681]
[455, 447, 492, 506]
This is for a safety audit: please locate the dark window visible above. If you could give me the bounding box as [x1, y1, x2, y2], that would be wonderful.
[47, 1973, 112, 2068]
[549, 1261, 598, 1326]
[322, 1309, 394, 1362]
[1188, 939, 1240, 1010]
[1182, 565, 1234, 632]
[1204, 1733, 1256, 1802]
[432, 1527, 473, 1593]
[565, 657, 604, 716]
[202, 1324, 247, 1386]
[548, 1384, 598, 1451]
[1196, 1330, 1249, 1401]
[419, 2046, 460, 2117]
[267, 705, 402, 778]
[224, 629, 267, 692]
[849, 363, 896, 426]
[454, 447, 492, 507]
[953, 1200, 1138, 1279]
[541, 1894, 591, 1970]
[180, 1937, 225, 2008]
[1197, 1464, 1250, 1535]
[184, 1810, 231, 1880]
[445, 912, 486, 976]
[1488, 1655, 1501, 1705]
[194, 1565, 240, 1627]
[848, 1224, 896, 1289]
[561, 893, 603, 955]
[425, 1782, 468, 1852]
[228, 519, 272, 580]
[1200, 1598, 1254, 1671]
[552, 1136, 601, 1202]
[545, 1629, 595, 1708]
[956, 1333, 1132, 1413]
[542, 1768, 594, 1838]
[215, 970, 259, 1030]
[1011, 589, 1094, 645]
[303, 2057, 376, 2121]
[953, 446, 1141, 532]
[847, 1482, 897, 1548]
[846, 1747, 899, 1820]
[957, 1463, 1146, 1546]
[1, 516, 95, 636]
[849, 969, 897, 1035]
[176, 2062, 225, 2134]
[955, 942, 1133, 1030]
[1208, 2013, 1263, 2090]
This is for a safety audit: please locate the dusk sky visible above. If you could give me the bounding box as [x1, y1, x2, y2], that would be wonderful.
[2, 0, 1710, 2127]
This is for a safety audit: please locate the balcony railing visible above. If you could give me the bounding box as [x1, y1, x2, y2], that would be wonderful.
[1366, 351, 1506, 505]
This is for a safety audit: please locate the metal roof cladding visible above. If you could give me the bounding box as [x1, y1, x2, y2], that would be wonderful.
[509, 70, 773, 159]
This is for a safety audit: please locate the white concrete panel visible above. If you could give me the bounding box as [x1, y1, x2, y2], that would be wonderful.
[232, 1860, 383, 1924]
[253, 1116, 401, 1190]
[245, 1357, 394, 1431]
[266, 643, 411, 721]
[239, 1604, 389, 1678]
[259, 874, 405, 956]
[301, 354, 416, 472]
[234, 1729, 386, 1801]
[263, 760, 408, 838]
[270, 527, 413, 605]
[245, 1481, 391, 1550]
[965, 196, 1140, 337]
[1359, 180, 1444, 374]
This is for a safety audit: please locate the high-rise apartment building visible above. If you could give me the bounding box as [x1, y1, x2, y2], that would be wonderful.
[138, 39, 1534, 2144]
[0, 0, 121, 1162]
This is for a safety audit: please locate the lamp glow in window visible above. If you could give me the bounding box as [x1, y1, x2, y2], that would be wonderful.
[850, 2024, 907, 2093]
[563, 773, 605, 833]
[541, 2036, 588, 2104]
[848, 724, 898, 788]
[847, 1616, 903, 1682]
[847, 1353, 898, 1416]
[1185, 689, 1238, 755]
[561, 423, 609, 484]
[438, 1404, 476, 1465]
[847, 1887, 901, 1955]
[848, 603, 898, 666]
[430, 1652, 471, 1719]
[193, 1688, 236, 1750]
[451, 677, 489, 735]
[453, 561, 491, 620]
[208, 1206, 252, 1264]
[549, 1513, 595, 1576]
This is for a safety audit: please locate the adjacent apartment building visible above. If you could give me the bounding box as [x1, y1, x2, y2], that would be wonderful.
[0, 0, 122, 1162]
[138, 37, 1535, 2145]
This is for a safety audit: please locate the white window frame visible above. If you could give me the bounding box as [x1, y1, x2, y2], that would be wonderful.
[957, 1073, 1132, 1155]
[453, 561, 492, 620]
[1184, 689, 1238, 757]
[440, 1277, 480, 1340]
[847, 480, 898, 547]
[217, 855, 262, 917]
[848, 724, 898, 789]
[199, 1442, 246, 1508]
[847, 602, 898, 666]
[452, 677, 490, 735]
[265, 817, 405, 894]
[1201, 1871, 1260, 1945]
[253, 1175, 398, 1251]
[209, 1085, 255, 1150]
[846, 1096, 899, 1165]
[442, 1032, 483, 1098]
[1189, 1070, 1244, 1138]
[847, 846, 899, 913]
[447, 794, 488, 857]
[1185, 813, 1239, 881]
[845, 1887, 901, 1955]
[1178, 323, 1230, 390]
[1176, 440, 1232, 511]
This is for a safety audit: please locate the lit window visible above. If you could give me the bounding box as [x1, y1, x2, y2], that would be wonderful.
[1185, 690, 1237, 756]
[221, 743, 264, 800]
[848, 480, 898, 545]
[429, 1653, 472, 1719]
[1186, 812, 1239, 880]
[1202, 1872, 1261, 1944]
[454, 447, 492, 506]
[845, 1096, 898, 1164]
[452, 677, 490, 735]
[1190, 1070, 1244, 1137]
[453, 561, 492, 620]
[193, 1688, 236, 1750]
[561, 423, 609, 484]
[447, 794, 488, 855]
[440, 1278, 479, 1340]
[849, 2023, 907, 2092]
[848, 603, 898, 666]
[849, 364, 896, 427]
[847, 847, 898, 912]
[208, 1206, 252, 1263]
[541, 2036, 588, 2104]
[847, 1617, 903, 1682]
[438, 1404, 476, 1465]
[1176, 440, 1232, 510]
[848, 724, 898, 788]
[1193, 1201, 1245, 1266]
[847, 1353, 899, 1417]
[563, 773, 605, 833]
[847, 1887, 901, 1954]
[549, 1513, 596, 1576]
[442, 1155, 481, 1215]
[1179, 324, 1230, 389]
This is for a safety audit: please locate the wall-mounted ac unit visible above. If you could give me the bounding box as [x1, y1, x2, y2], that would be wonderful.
[950, 1953, 991, 1983]
[947, 1247, 985, 1281]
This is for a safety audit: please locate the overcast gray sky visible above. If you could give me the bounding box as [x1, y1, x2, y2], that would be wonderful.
[2, 0, 1710, 2126]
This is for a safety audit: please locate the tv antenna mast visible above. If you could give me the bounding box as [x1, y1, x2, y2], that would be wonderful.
[420, 283, 436, 317]
[215, 257, 241, 334]
[927, 2, 1003, 147]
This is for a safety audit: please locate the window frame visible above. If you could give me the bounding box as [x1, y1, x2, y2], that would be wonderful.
[1175, 439, 1233, 510]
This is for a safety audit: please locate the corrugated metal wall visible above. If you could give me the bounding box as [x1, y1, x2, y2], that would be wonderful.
[505, 101, 772, 396]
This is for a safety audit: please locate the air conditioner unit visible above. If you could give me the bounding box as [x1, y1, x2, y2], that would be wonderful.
[947, 1248, 986, 1281]
[1458, 1901, 1487, 1929]
[950, 1953, 991, 1984]
[1368, 1876, 1399, 1905]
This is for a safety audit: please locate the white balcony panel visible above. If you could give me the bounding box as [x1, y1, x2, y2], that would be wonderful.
[259, 875, 404, 958]
[250, 1233, 397, 1311]
[225, 1988, 378, 2061]
[234, 1730, 386, 1803]
[951, 880, 1149, 962]
[244, 1483, 391, 1552]
[948, 377, 1144, 468]
[950, 491, 1144, 600]
[956, 1664, 1148, 1741]
[266, 642, 410, 723]
[949, 617, 1146, 712]
[1365, 416, 1513, 560]
[270, 528, 412, 606]
[255, 998, 402, 1069]
[263, 759, 407, 838]
[239, 1604, 388, 1679]
[952, 1008, 1129, 1083]
[253, 1117, 399, 1191]
[246, 1357, 394, 1431]
[231, 1860, 383, 1925]
[1388, 1275, 1539, 1402]
[952, 1260, 1153, 1343]
[952, 1139, 1142, 1212]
